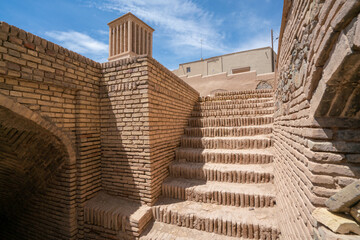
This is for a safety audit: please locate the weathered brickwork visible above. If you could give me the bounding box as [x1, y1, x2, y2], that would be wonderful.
[100, 57, 198, 206]
[0, 106, 75, 240]
[100, 57, 152, 204]
[275, 0, 360, 239]
[141, 89, 280, 239]
[0, 21, 102, 239]
[0, 21, 199, 239]
[147, 58, 199, 204]
[1, 2, 359, 238]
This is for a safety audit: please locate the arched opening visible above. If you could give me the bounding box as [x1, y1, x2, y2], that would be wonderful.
[256, 81, 273, 90]
[210, 89, 228, 96]
[0, 103, 76, 239]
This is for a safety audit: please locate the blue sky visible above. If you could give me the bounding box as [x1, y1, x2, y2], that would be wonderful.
[1, 0, 283, 70]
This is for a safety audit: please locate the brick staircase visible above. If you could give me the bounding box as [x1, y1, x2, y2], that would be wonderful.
[141, 89, 279, 240]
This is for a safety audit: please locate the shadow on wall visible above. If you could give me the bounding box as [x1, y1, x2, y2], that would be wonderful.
[310, 13, 360, 190]
[83, 66, 148, 239]
[0, 106, 73, 239]
[99, 68, 147, 204]
[273, 3, 360, 238]
[309, 39, 360, 188]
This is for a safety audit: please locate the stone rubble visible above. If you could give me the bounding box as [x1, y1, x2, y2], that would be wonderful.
[312, 208, 360, 235]
[350, 202, 360, 224]
[325, 180, 360, 213]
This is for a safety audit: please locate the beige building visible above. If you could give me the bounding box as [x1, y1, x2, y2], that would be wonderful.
[173, 47, 276, 76]
[173, 47, 276, 96]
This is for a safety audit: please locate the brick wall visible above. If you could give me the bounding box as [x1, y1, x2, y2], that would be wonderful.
[0, 105, 74, 239]
[0, 21, 199, 238]
[100, 56, 199, 205]
[0, 21, 102, 239]
[275, 1, 360, 239]
[147, 58, 199, 204]
[100, 57, 152, 203]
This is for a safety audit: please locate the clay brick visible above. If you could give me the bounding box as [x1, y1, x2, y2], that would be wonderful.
[7, 70, 21, 77]
[27, 61, 37, 68]
[38, 64, 55, 73]
[346, 154, 360, 163]
[27, 49, 38, 57]
[3, 41, 26, 53]
[19, 81, 38, 88]
[21, 53, 41, 63]
[24, 42, 35, 50]
[10, 91, 22, 97]
[7, 62, 20, 71]
[8, 48, 20, 57]
[0, 89, 9, 95]
[23, 92, 40, 99]
[336, 130, 360, 141]
[330, 0, 360, 31]
[308, 140, 360, 153]
[325, 180, 360, 212]
[5, 78, 17, 85]
[17, 97, 37, 104]
[3, 54, 26, 65]
[336, 176, 357, 188]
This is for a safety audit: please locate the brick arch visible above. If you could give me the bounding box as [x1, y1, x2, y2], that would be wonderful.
[210, 89, 228, 95]
[256, 81, 273, 90]
[0, 93, 76, 164]
[0, 93, 78, 237]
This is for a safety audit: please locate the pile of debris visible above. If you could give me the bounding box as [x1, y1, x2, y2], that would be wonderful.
[313, 180, 360, 237]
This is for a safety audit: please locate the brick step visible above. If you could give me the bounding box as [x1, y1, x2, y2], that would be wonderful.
[197, 97, 273, 106]
[180, 136, 272, 149]
[193, 102, 274, 111]
[169, 162, 274, 183]
[214, 89, 274, 97]
[199, 94, 274, 102]
[152, 198, 280, 239]
[140, 222, 241, 240]
[188, 116, 273, 127]
[84, 192, 152, 239]
[162, 178, 276, 208]
[191, 108, 274, 118]
[184, 125, 273, 137]
[175, 148, 273, 164]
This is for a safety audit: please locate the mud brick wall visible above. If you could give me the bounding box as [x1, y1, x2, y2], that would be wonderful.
[0, 20, 198, 238]
[275, 1, 360, 239]
[147, 58, 199, 204]
[101, 57, 152, 203]
[101, 56, 199, 205]
[0, 21, 102, 239]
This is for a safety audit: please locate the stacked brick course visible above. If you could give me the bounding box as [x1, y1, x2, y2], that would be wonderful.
[142, 89, 280, 239]
[100, 56, 198, 206]
[100, 57, 152, 205]
[0, 21, 199, 239]
[147, 58, 199, 204]
[275, 0, 360, 239]
[1, 2, 359, 238]
[0, 21, 103, 239]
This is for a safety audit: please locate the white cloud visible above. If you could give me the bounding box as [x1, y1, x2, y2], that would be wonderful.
[97, 30, 109, 36]
[45, 31, 108, 55]
[93, 0, 226, 54]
